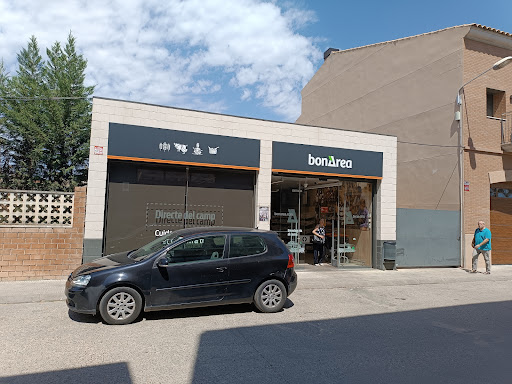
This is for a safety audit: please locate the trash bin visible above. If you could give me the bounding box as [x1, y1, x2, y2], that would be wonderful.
[383, 241, 397, 270]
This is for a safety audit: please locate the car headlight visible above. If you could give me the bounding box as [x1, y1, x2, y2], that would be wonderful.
[72, 275, 91, 287]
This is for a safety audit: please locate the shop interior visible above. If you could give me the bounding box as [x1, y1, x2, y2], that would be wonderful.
[270, 174, 374, 268]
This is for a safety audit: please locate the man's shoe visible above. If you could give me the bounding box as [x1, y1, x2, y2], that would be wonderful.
[470, 270, 477, 273]
[484, 271, 491, 274]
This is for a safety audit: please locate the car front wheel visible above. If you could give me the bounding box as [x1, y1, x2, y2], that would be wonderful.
[99, 287, 142, 325]
[254, 279, 287, 313]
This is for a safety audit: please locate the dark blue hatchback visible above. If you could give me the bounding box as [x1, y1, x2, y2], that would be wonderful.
[65, 227, 297, 325]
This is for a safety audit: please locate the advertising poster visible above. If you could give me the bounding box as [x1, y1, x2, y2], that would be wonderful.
[259, 206, 269, 222]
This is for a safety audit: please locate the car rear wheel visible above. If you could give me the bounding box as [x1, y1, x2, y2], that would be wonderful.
[254, 279, 287, 313]
[99, 287, 142, 325]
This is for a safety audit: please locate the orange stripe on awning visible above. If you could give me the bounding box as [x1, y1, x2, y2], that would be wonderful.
[107, 155, 259, 171]
[271, 169, 382, 180]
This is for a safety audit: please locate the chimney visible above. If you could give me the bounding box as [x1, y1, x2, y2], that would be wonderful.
[324, 48, 340, 61]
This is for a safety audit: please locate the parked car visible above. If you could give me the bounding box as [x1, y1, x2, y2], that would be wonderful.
[65, 227, 297, 325]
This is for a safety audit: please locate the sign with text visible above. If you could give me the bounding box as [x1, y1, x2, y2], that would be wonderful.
[272, 142, 383, 178]
[146, 202, 224, 236]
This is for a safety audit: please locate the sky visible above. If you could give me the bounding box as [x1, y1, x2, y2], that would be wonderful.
[0, 0, 511, 123]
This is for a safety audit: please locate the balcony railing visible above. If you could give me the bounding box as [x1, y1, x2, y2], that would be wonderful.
[502, 112, 512, 152]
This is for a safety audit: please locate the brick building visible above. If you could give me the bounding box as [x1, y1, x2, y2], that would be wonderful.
[296, 24, 512, 268]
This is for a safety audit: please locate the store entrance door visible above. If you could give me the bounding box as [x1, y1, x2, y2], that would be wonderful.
[271, 175, 373, 268]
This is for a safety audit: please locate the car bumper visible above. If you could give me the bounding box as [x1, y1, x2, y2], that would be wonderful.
[287, 269, 298, 296]
[65, 278, 98, 315]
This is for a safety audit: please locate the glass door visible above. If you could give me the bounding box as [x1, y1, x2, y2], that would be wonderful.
[271, 176, 373, 267]
[335, 181, 373, 267]
[270, 177, 304, 264]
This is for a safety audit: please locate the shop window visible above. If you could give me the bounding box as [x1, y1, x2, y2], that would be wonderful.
[486, 88, 506, 118]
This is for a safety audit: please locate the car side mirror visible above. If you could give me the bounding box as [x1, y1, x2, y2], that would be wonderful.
[157, 258, 169, 267]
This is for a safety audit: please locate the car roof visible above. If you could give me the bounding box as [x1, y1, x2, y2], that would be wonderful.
[173, 226, 274, 237]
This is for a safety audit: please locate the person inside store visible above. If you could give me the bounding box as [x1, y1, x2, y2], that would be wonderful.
[312, 218, 326, 266]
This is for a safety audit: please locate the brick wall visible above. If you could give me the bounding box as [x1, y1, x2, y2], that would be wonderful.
[462, 38, 512, 267]
[0, 187, 86, 281]
[463, 39, 512, 233]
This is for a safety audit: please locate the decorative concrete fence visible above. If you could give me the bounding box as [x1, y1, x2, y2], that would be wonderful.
[0, 187, 86, 281]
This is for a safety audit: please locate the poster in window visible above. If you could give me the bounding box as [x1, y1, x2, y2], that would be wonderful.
[259, 206, 269, 222]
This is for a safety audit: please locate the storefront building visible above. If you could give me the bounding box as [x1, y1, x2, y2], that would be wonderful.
[84, 97, 397, 269]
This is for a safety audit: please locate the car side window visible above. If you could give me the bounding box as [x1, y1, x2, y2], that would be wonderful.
[166, 235, 226, 264]
[229, 235, 267, 258]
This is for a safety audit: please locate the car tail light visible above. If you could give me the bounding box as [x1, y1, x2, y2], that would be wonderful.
[287, 254, 295, 268]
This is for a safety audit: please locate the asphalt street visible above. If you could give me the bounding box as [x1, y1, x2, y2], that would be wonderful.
[1, 266, 511, 384]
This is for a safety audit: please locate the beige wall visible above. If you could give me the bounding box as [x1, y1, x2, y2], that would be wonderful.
[297, 26, 471, 211]
[461, 35, 512, 266]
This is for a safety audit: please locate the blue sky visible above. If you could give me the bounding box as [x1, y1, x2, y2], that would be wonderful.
[0, 0, 510, 123]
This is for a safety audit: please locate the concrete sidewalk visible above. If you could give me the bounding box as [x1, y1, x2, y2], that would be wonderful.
[1, 265, 511, 305]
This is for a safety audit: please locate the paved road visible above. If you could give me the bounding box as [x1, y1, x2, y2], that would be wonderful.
[1, 266, 511, 384]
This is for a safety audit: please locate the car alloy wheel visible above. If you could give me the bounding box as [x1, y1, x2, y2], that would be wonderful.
[254, 279, 287, 313]
[99, 287, 142, 325]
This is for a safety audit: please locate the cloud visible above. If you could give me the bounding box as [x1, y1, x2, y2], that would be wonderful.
[0, 0, 322, 121]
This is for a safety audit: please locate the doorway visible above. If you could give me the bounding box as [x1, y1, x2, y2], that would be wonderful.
[490, 183, 512, 264]
[271, 175, 374, 268]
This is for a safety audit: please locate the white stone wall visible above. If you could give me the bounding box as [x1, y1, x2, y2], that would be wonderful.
[85, 98, 397, 253]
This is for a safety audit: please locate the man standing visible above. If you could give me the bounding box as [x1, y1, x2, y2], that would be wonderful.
[471, 220, 492, 274]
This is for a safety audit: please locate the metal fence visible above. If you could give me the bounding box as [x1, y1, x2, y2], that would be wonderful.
[0, 189, 74, 226]
[501, 111, 512, 146]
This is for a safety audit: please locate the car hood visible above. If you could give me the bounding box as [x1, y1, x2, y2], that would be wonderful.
[71, 250, 137, 277]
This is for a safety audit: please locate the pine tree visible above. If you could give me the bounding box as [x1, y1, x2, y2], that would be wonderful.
[44, 32, 94, 190]
[0, 33, 94, 191]
[0, 36, 47, 189]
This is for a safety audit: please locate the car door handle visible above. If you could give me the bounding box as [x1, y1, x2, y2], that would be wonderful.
[216, 267, 227, 272]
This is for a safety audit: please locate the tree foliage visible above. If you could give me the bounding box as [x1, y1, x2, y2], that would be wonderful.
[0, 33, 94, 191]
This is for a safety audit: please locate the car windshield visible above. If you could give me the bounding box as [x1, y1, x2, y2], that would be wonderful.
[129, 233, 183, 261]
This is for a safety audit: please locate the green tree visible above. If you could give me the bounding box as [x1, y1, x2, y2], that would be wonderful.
[0, 33, 93, 191]
[0, 37, 47, 189]
[44, 33, 94, 190]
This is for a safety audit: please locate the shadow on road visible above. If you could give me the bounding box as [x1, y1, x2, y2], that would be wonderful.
[191, 300, 512, 384]
[0, 362, 132, 384]
[68, 299, 295, 324]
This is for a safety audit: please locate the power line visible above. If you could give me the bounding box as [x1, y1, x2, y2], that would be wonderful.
[397, 140, 459, 148]
[0, 96, 92, 101]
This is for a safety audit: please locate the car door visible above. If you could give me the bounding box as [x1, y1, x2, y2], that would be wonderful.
[149, 235, 228, 308]
[225, 234, 272, 300]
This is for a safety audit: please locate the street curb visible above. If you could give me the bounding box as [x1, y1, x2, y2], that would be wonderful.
[0, 266, 511, 305]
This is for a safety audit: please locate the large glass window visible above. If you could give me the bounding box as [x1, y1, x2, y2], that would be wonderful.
[271, 176, 374, 268]
[104, 161, 255, 254]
